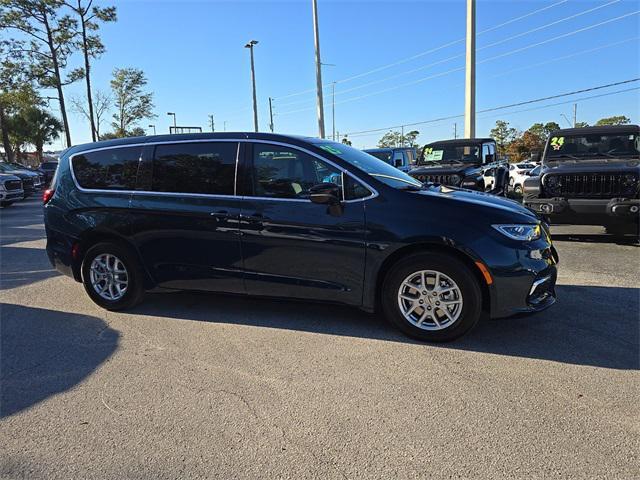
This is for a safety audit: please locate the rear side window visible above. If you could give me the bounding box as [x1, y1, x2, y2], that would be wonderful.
[72, 147, 140, 190]
[151, 142, 238, 195]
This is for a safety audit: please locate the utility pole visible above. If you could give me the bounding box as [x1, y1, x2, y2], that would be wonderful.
[223, 121, 227, 132]
[454, 123, 457, 139]
[331, 82, 336, 141]
[573, 103, 577, 127]
[312, 0, 326, 138]
[245, 40, 259, 132]
[269, 97, 275, 132]
[208, 115, 215, 132]
[148, 124, 156, 135]
[464, 0, 476, 139]
[401, 125, 405, 147]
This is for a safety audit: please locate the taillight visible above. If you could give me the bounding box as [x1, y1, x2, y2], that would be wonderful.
[43, 188, 54, 204]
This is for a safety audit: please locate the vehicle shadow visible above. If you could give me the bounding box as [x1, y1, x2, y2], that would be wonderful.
[551, 233, 639, 246]
[0, 304, 119, 418]
[133, 284, 639, 371]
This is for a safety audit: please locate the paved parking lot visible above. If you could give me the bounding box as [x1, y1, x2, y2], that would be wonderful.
[1, 198, 638, 479]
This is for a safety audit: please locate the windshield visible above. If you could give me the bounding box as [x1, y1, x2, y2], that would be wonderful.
[366, 151, 393, 165]
[316, 143, 422, 189]
[546, 132, 640, 159]
[420, 144, 480, 164]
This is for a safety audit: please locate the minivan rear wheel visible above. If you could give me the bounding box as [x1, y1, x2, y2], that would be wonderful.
[381, 252, 482, 342]
[81, 242, 145, 311]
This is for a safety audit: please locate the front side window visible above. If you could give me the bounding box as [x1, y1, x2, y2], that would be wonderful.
[151, 142, 238, 195]
[72, 147, 140, 190]
[250, 144, 342, 199]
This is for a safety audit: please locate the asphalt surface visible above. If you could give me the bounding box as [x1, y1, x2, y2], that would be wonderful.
[1, 197, 638, 479]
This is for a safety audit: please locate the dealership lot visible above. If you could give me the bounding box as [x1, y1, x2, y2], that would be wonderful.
[1, 198, 638, 479]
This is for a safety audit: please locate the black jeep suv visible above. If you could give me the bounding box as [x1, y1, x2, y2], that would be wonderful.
[523, 125, 639, 236]
[409, 138, 508, 195]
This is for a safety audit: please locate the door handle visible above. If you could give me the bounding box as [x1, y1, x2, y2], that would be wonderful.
[239, 213, 266, 224]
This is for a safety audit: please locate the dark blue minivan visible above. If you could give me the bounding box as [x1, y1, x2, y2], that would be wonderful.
[44, 133, 558, 341]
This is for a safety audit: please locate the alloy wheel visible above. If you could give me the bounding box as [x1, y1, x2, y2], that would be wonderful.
[397, 270, 463, 331]
[89, 253, 129, 301]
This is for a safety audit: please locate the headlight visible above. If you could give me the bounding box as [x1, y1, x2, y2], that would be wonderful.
[492, 224, 541, 241]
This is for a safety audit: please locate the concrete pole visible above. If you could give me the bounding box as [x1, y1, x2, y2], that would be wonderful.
[464, 0, 476, 139]
[331, 82, 336, 141]
[248, 45, 259, 132]
[312, 0, 326, 138]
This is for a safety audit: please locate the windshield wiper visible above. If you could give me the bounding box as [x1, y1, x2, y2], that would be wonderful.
[549, 153, 580, 160]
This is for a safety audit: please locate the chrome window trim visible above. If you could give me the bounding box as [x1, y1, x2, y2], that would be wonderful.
[67, 138, 379, 203]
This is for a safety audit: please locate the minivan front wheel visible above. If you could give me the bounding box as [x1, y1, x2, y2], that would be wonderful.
[82, 242, 145, 310]
[382, 253, 482, 342]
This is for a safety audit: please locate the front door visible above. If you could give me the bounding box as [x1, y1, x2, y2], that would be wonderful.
[238, 142, 367, 306]
[129, 141, 245, 293]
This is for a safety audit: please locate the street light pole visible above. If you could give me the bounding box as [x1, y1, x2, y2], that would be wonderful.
[167, 112, 176, 133]
[464, 0, 476, 139]
[208, 114, 215, 132]
[148, 124, 156, 135]
[245, 40, 259, 133]
[312, 0, 326, 138]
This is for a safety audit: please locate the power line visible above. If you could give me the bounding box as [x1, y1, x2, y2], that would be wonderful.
[347, 86, 640, 140]
[277, 10, 640, 116]
[344, 78, 640, 137]
[272, 0, 571, 100]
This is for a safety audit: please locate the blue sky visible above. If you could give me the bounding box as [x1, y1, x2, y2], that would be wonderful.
[46, 0, 640, 148]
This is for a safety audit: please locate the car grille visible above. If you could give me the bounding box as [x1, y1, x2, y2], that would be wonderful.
[414, 174, 458, 185]
[544, 173, 638, 198]
[4, 180, 22, 191]
[22, 178, 34, 188]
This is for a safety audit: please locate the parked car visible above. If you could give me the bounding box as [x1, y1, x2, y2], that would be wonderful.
[508, 162, 536, 195]
[39, 160, 59, 186]
[44, 133, 558, 342]
[0, 163, 35, 197]
[523, 125, 639, 236]
[363, 147, 417, 172]
[3, 161, 45, 188]
[409, 138, 509, 195]
[0, 173, 24, 207]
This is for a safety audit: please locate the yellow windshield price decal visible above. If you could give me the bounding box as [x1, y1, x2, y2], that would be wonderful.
[550, 136, 564, 150]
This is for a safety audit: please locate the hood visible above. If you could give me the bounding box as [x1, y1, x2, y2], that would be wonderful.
[0, 173, 21, 182]
[543, 158, 640, 173]
[415, 185, 539, 223]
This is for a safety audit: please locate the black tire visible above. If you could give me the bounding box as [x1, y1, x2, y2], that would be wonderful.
[81, 242, 145, 311]
[605, 223, 639, 237]
[381, 252, 483, 342]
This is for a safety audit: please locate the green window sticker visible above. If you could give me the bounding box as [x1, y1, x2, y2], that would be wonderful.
[425, 148, 443, 161]
[320, 145, 342, 155]
[550, 136, 565, 151]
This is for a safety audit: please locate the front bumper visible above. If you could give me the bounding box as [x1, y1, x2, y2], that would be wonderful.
[0, 190, 25, 202]
[524, 197, 640, 224]
[479, 229, 559, 319]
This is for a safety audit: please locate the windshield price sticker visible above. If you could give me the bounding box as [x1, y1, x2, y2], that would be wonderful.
[320, 145, 342, 155]
[550, 136, 565, 151]
[425, 149, 443, 161]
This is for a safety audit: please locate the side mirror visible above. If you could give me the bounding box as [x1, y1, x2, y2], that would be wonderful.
[485, 154, 494, 163]
[309, 182, 341, 205]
